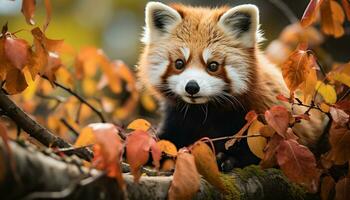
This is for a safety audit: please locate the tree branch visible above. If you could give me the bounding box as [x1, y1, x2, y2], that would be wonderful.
[0, 140, 317, 200]
[42, 76, 106, 123]
[0, 89, 92, 161]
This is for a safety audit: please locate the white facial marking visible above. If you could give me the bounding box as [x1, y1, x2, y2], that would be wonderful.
[167, 68, 226, 104]
[180, 47, 190, 61]
[224, 65, 249, 94]
[147, 57, 169, 87]
[202, 48, 212, 64]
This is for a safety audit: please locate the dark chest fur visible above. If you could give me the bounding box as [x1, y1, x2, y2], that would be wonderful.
[158, 100, 260, 167]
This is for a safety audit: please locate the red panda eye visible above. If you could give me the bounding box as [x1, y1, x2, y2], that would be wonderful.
[207, 61, 219, 72]
[175, 59, 185, 70]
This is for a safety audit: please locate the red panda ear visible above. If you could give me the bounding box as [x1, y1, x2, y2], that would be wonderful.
[142, 2, 182, 44]
[218, 4, 261, 48]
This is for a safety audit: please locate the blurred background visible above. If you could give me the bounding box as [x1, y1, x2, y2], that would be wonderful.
[0, 0, 349, 68]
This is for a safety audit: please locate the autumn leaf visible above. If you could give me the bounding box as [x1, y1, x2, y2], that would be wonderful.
[301, 0, 322, 28]
[156, 140, 177, 157]
[168, 150, 200, 200]
[74, 126, 95, 147]
[125, 130, 157, 182]
[225, 111, 257, 149]
[316, 81, 337, 104]
[21, 0, 36, 25]
[191, 141, 226, 192]
[326, 123, 350, 165]
[321, 176, 335, 200]
[4, 68, 28, 94]
[276, 94, 290, 103]
[4, 37, 30, 70]
[161, 159, 175, 171]
[342, 0, 350, 21]
[320, 0, 345, 38]
[265, 106, 290, 138]
[247, 120, 267, 159]
[281, 43, 318, 99]
[330, 107, 349, 126]
[260, 134, 283, 168]
[260, 125, 275, 137]
[127, 118, 151, 132]
[335, 176, 350, 200]
[43, 0, 52, 32]
[330, 62, 350, 88]
[276, 139, 319, 192]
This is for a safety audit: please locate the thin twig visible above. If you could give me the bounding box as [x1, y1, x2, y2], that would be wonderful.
[339, 88, 350, 101]
[267, 0, 298, 24]
[60, 118, 79, 137]
[210, 134, 264, 142]
[54, 144, 94, 153]
[42, 76, 106, 123]
[75, 102, 82, 123]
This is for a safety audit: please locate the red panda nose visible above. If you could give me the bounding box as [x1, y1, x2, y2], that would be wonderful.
[185, 80, 200, 95]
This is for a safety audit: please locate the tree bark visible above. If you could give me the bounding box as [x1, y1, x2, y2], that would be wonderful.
[0, 89, 93, 161]
[0, 140, 318, 200]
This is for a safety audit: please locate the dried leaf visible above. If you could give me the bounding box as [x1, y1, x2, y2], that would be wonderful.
[301, 0, 322, 28]
[74, 126, 95, 147]
[225, 111, 257, 149]
[316, 81, 337, 104]
[320, 0, 345, 38]
[157, 140, 177, 157]
[260, 134, 283, 168]
[330, 63, 350, 87]
[21, 0, 36, 25]
[247, 120, 267, 159]
[4, 37, 30, 70]
[276, 139, 319, 192]
[260, 125, 275, 137]
[43, 0, 52, 31]
[342, 0, 350, 21]
[168, 151, 200, 200]
[320, 103, 331, 113]
[335, 176, 350, 200]
[4, 68, 28, 94]
[127, 119, 151, 132]
[151, 142, 161, 169]
[191, 141, 226, 192]
[326, 123, 350, 165]
[126, 130, 156, 182]
[281, 43, 318, 98]
[330, 107, 349, 126]
[321, 176, 335, 200]
[265, 106, 290, 138]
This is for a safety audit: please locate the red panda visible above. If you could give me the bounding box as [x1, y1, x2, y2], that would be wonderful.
[137, 2, 326, 170]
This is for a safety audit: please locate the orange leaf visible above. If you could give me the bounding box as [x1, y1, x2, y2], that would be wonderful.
[320, 0, 345, 38]
[281, 43, 318, 96]
[247, 120, 267, 159]
[127, 119, 151, 132]
[225, 111, 257, 149]
[191, 141, 226, 192]
[301, 0, 323, 28]
[157, 140, 177, 157]
[168, 150, 200, 200]
[21, 0, 36, 25]
[276, 139, 319, 192]
[4, 37, 30, 70]
[260, 134, 283, 168]
[342, 0, 350, 21]
[89, 123, 124, 188]
[43, 0, 52, 32]
[126, 130, 156, 182]
[4, 68, 28, 94]
[265, 106, 290, 138]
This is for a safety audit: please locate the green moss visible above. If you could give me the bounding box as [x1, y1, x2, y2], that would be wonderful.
[232, 165, 266, 182]
[220, 174, 241, 200]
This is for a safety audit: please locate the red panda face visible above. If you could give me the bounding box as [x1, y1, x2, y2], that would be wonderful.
[138, 2, 262, 104]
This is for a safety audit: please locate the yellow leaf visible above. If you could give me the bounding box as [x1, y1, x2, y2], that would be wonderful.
[320, 103, 330, 113]
[157, 140, 177, 157]
[82, 78, 97, 96]
[316, 81, 337, 104]
[330, 63, 350, 87]
[141, 93, 157, 112]
[74, 127, 95, 147]
[127, 119, 151, 132]
[22, 66, 39, 101]
[247, 120, 267, 159]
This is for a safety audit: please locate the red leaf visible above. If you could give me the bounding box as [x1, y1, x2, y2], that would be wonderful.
[276, 139, 319, 192]
[4, 37, 30, 70]
[326, 123, 350, 165]
[276, 94, 290, 102]
[126, 130, 156, 182]
[301, 0, 322, 28]
[150, 142, 161, 169]
[90, 123, 124, 188]
[265, 106, 290, 138]
[260, 134, 283, 168]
